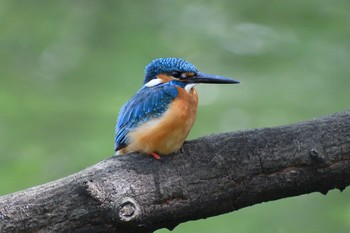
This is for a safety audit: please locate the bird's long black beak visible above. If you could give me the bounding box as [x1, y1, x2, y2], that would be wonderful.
[188, 72, 240, 84]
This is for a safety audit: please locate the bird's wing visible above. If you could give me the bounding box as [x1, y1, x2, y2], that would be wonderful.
[115, 83, 178, 151]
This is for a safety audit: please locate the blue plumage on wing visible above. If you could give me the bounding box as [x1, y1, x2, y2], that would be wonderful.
[115, 82, 180, 151]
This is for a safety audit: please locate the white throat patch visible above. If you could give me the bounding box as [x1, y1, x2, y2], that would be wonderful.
[145, 79, 162, 87]
[185, 83, 197, 92]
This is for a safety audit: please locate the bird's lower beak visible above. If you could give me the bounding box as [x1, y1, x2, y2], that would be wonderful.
[189, 72, 240, 84]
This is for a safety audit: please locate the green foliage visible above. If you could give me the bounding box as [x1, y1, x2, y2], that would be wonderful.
[0, 0, 349, 232]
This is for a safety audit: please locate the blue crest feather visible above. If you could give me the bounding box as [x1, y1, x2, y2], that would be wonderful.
[144, 57, 198, 84]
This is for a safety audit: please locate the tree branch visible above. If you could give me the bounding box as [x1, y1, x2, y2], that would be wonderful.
[1, 111, 350, 233]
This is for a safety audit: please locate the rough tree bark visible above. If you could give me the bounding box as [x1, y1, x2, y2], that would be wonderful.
[0, 111, 349, 233]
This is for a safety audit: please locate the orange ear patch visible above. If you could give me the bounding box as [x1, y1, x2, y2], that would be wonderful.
[156, 74, 173, 82]
[186, 72, 195, 77]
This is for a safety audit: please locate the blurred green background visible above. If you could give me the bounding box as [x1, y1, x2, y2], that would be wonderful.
[0, 0, 349, 232]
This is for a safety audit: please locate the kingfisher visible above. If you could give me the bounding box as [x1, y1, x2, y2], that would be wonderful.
[115, 58, 239, 159]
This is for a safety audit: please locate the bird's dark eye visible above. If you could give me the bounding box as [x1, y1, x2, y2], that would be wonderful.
[171, 71, 182, 78]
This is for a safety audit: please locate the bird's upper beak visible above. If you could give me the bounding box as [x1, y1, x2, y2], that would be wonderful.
[188, 72, 240, 84]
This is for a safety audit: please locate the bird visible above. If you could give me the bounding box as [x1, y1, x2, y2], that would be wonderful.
[115, 57, 239, 159]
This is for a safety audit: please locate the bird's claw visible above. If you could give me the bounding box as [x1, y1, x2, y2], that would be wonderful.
[150, 152, 161, 160]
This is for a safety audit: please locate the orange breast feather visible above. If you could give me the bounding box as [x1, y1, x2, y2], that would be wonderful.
[124, 87, 198, 155]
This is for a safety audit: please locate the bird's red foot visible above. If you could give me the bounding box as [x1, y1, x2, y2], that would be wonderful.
[150, 152, 161, 160]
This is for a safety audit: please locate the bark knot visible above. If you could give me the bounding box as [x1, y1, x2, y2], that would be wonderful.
[309, 148, 324, 163]
[116, 197, 141, 222]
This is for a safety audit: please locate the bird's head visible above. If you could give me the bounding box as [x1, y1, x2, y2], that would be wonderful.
[143, 58, 240, 88]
